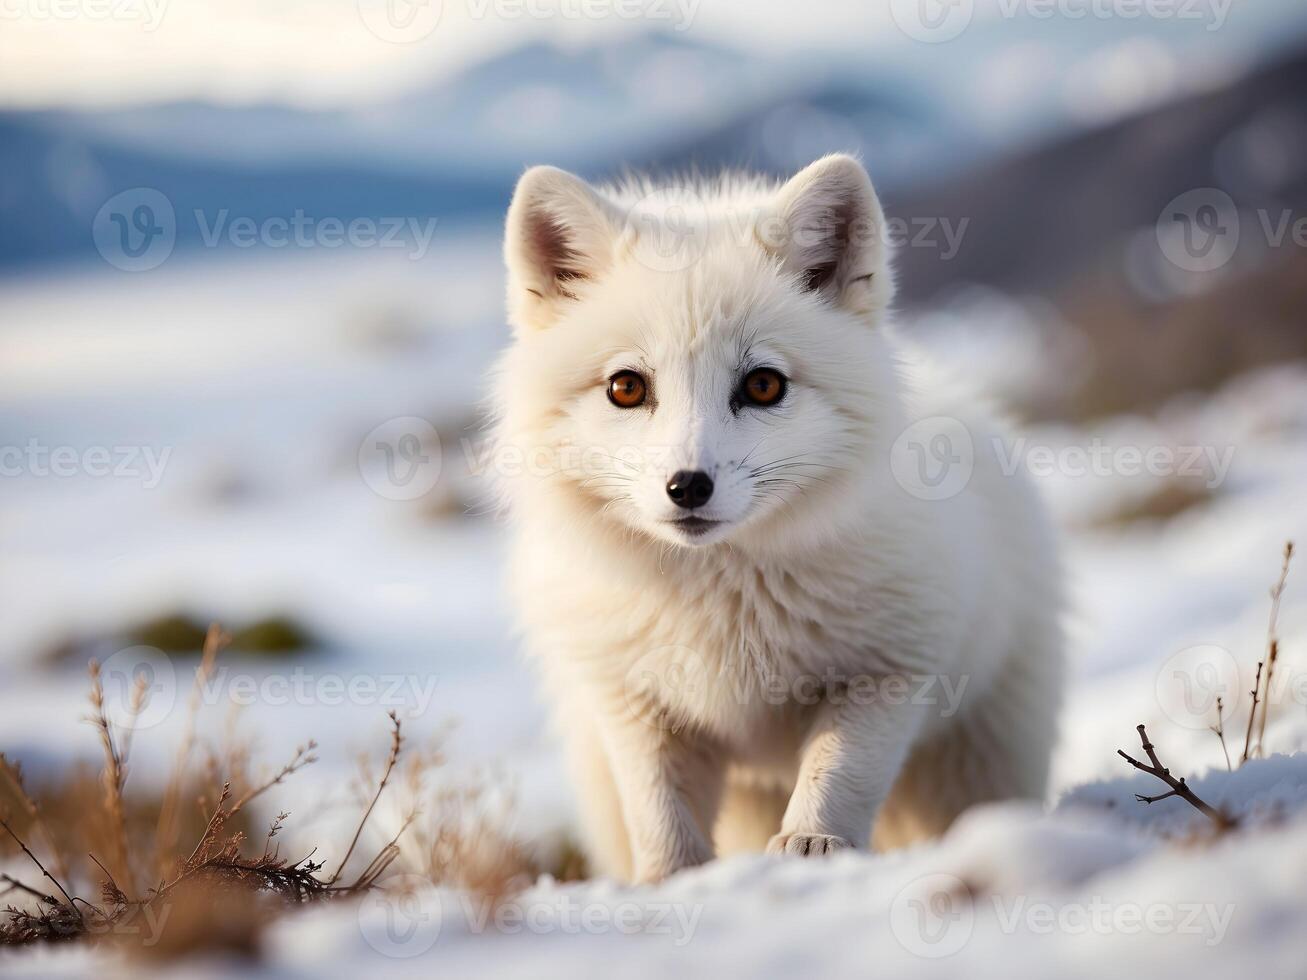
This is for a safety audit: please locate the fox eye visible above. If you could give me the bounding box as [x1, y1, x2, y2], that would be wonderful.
[607, 370, 648, 409]
[740, 368, 787, 408]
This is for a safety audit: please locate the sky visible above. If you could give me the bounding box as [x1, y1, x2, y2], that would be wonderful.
[3, 0, 1307, 110]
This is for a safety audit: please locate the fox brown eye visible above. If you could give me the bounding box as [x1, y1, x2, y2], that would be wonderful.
[608, 370, 648, 408]
[740, 368, 787, 407]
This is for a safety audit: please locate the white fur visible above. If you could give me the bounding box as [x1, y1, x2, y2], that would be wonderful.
[492, 155, 1064, 883]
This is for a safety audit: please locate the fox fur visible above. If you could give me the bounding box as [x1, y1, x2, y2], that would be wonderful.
[491, 154, 1064, 883]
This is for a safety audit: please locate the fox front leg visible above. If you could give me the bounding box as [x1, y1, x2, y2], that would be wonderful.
[769, 687, 925, 856]
[600, 711, 722, 883]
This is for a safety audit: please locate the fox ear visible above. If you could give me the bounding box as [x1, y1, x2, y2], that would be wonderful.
[504, 166, 620, 332]
[767, 154, 893, 318]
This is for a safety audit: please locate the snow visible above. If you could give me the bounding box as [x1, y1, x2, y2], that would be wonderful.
[2, 239, 1307, 975]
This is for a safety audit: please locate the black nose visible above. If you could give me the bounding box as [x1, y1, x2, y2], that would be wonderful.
[666, 470, 714, 509]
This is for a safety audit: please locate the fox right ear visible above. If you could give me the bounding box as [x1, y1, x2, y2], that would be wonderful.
[504, 166, 619, 332]
[767, 154, 893, 320]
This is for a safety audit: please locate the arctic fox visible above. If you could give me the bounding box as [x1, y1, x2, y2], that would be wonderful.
[492, 154, 1063, 883]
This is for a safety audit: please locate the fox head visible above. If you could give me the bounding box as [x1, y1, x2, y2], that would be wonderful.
[493, 154, 903, 553]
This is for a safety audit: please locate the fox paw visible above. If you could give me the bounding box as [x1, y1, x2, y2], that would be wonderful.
[766, 833, 853, 857]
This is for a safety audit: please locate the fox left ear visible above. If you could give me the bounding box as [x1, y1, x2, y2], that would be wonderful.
[504, 166, 621, 332]
[766, 154, 893, 319]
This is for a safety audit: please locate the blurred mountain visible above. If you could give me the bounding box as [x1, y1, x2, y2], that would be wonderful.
[0, 33, 976, 271]
[0, 112, 507, 268]
[2, 30, 1305, 424]
[892, 44, 1307, 420]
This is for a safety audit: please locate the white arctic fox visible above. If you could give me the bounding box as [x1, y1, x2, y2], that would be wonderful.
[491, 154, 1063, 883]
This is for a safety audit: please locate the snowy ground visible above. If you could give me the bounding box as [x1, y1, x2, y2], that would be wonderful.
[2, 240, 1306, 975]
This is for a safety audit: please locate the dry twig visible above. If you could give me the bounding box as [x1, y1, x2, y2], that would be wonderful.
[1253, 541, 1294, 758]
[1209, 697, 1232, 773]
[1118, 724, 1235, 829]
[331, 711, 403, 884]
[1240, 660, 1263, 765]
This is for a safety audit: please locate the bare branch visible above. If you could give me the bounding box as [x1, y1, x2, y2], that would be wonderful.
[1118, 724, 1235, 829]
[1, 874, 57, 906]
[0, 818, 79, 915]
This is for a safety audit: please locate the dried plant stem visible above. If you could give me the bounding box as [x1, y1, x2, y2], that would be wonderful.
[350, 808, 418, 891]
[1210, 697, 1232, 773]
[6, 653, 427, 948]
[85, 659, 145, 892]
[1253, 541, 1294, 758]
[1118, 724, 1234, 829]
[1240, 660, 1263, 766]
[155, 622, 228, 868]
[0, 817, 79, 915]
[0, 755, 71, 885]
[230, 742, 319, 819]
[1, 873, 56, 905]
[330, 711, 402, 884]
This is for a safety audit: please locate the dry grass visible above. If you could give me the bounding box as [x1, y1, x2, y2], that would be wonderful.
[1117, 540, 1296, 830]
[0, 623, 550, 958]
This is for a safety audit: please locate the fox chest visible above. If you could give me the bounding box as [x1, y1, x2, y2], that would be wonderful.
[593, 564, 900, 742]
